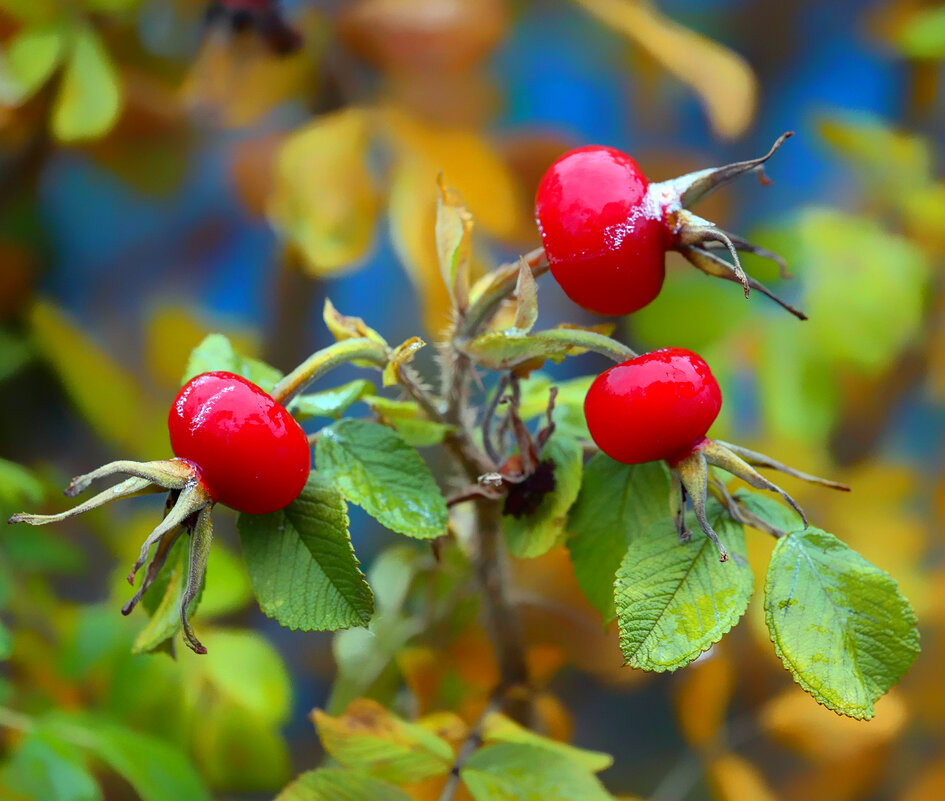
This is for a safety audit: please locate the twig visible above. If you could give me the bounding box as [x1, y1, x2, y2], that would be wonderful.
[482, 374, 510, 467]
[437, 693, 505, 801]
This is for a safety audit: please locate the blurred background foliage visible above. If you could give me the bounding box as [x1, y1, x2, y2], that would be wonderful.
[1, 0, 944, 799]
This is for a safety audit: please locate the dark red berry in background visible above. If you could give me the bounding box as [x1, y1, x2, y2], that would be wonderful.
[535, 145, 668, 316]
[169, 371, 310, 515]
[584, 348, 721, 465]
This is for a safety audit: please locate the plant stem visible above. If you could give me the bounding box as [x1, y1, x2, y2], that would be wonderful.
[271, 338, 388, 405]
[473, 499, 531, 724]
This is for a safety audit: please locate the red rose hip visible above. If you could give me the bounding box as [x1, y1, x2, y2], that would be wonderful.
[536, 145, 667, 316]
[584, 348, 721, 465]
[535, 135, 806, 319]
[169, 371, 311, 514]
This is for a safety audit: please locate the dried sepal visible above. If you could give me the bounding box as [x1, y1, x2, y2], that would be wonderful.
[674, 449, 728, 561]
[181, 506, 214, 655]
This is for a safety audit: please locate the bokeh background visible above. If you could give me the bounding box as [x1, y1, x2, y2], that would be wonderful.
[1, 0, 944, 799]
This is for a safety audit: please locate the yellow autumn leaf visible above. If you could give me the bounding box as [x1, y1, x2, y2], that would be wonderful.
[673, 648, 733, 748]
[29, 300, 167, 458]
[760, 688, 906, 762]
[706, 752, 779, 801]
[268, 108, 379, 276]
[573, 0, 757, 139]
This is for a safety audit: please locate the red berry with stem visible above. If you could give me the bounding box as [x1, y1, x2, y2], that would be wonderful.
[535, 134, 806, 319]
[169, 371, 311, 514]
[584, 348, 721, 465]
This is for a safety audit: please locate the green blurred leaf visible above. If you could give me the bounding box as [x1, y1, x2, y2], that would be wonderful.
[0, 23, 64, 105]
[238, 471, 374, 631]
[192, 629, 291, 724]
[197, 542, 253, 618]
[194, 698, 291, 793]
[893, 6, 945, 59]
[503, 434, 582, 558]
[51, 24, 121, 142]
[0, 730, 101, 801]
[765, 528, 920, 720]
[182, 333, 282, 392]
[29, 301, 166, 457]
[275, 768, 411, 801]
[65, 716, 211, 801]
[0, 458, 43, 520]
[482, 713, 613, 773]
[567, 456, 671, 622]
[0, 621, 10, 660]
[316, 419, 448, 539]
[615, 504, 752, 672]
[313, 699, 452, 784]
[0, 329, 32, 383]
[435, 177, 473, 312]
[292, 379, 376, 421]
[461, 742, 616, 801]
[463, 327, 620, 371]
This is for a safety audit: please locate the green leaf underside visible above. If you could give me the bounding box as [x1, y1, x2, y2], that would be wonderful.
[733, 489, 803, 533]
[316, 419, 448, 539]
[275, 769, 411, 801]
[461, 743, 615, 801]
[764, 528, 920, 720]
[463, 331, 579, 371]
[365, 396, 454, 447]
[567, 457, 672, 622]
[503, 434, 583, 558]
[615, 504, 752, 672]
[516, 374, 594, 440]
[0, 730, 101, 801]
[238, 472, 374, 632]
[293, 380, 376, 421]
[182, 334, 283, 392]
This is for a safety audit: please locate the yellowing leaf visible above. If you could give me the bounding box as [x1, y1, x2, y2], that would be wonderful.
[574, 0, 757, 139]
[383, 337, 426, 387]
[0, 23, 64, 105]
[52, 25, 122, 142]
[436, 175, 474, 312]
[29, 301, 166, 457]
[761, 688, 906, 762]
[269, 108, 378, 275]
[673, 649, 733, 748]
[323, 298, 388, 347]
[312, 699, 453, 785]
[706, 753, 779, 801]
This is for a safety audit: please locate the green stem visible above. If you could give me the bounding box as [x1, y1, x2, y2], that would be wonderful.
[535, 328, 637, 363]
[271, 338, 388, 405]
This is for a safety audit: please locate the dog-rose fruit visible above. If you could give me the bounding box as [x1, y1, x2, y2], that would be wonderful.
[8, 371, 311, 653]
[535, 134, 804, 318]
[584, 348, 848, 560]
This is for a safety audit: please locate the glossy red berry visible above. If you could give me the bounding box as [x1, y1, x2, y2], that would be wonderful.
[168, 371, 310, 514]
[535, 145, 668, 316]
[584, 348, 721, 465]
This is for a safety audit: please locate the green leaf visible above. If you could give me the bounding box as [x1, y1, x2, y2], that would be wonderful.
[316, 419, 448, 539]
[482, 714, 612, 773]
[276, 769, 411, 801]
[733, 489, 802, 534]
[238, 472, 374, 631]
[66, 717, 211, 801]
[365, 396, 455, 447]
[197, 543, 253, 618]
[0, 23, 64, 105]
[567, 456, 671, 622]
[510, 258, 538, 333]
[292, 379, 376, 421]
[764, 528, 920, 720]
[614, 504, 753, 672]
[0, 328, 31, 382]
[516, 374, 594, 440]
[502, 434, 582, 558]
[0, 730, 101, 801]
[0, 458, 43, 520]
[894, 7, 945, 59]
[463, 327, 630, 371]
[182, 334, 282, 392]
[51, 25, 122, 142]
[461, 743, 615, 801]
[435, 177, 473, 311]
[132, 536, 201, 655]
[194, 698, 290, 793]
[313, 699, 452, 784]
[0, 621, 11, 660]
[190, 629, 292, 724]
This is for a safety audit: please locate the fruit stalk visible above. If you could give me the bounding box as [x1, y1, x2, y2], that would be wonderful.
[270, 337, 389, 404]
